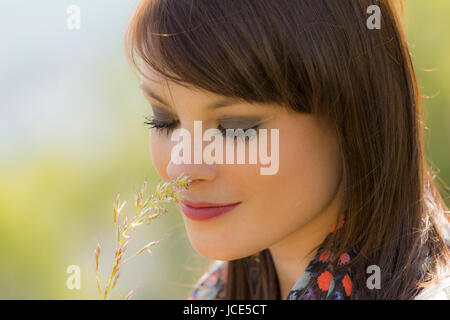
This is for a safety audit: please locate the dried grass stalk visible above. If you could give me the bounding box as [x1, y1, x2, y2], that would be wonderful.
[95, 174, 191, 300]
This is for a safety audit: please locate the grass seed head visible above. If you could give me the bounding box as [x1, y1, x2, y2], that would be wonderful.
[95, 174, 191, 299]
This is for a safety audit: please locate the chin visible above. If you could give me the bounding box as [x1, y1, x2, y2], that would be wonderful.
[188, 235, 255, 261]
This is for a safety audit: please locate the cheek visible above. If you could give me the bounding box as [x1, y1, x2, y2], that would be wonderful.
[240, 117, 342, 207]
[268, 120, 343, 226]
[149, 131, 171, 181]
[238, 119, 343, 246]
[279, 129, 342, 210]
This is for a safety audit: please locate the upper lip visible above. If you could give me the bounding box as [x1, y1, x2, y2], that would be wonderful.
[182, 200, 241, 208]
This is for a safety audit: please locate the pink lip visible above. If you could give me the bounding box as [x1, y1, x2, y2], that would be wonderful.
[180, 200, 241, 221]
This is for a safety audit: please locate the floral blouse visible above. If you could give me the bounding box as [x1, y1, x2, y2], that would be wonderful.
[187, 214, 450, 300]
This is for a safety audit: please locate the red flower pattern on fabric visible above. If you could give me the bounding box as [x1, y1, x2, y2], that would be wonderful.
[319, 250, 333, 262]
[339, 253, 351, 265]
[317, 271, 334, 291]
[342, 274, 352, 296]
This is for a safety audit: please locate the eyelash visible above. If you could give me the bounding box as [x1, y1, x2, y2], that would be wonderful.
[143, 116, 260, 138]
[143, 116, 178, 135]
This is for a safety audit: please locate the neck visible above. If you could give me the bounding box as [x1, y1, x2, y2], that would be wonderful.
[268, 182, 344, 299]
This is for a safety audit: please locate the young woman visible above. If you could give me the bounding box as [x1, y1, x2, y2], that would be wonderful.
[125, 0, 450, 299]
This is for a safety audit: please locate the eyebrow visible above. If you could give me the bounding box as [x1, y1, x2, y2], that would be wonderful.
[139, 83, 243, 110]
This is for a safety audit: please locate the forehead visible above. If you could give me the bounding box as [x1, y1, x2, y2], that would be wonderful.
[139, 65, 244, 111]
[140, 63, 195, 90]
[140, 67, 174, 99]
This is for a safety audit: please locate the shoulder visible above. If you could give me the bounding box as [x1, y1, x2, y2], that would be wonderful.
[188, 260, 228, 300]
[414, 276, 450, 300]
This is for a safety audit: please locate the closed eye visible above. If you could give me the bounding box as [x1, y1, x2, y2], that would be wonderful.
[143, 116, 179, 136]
[217, 124, 259, 140]
[144, 115, 260, 139]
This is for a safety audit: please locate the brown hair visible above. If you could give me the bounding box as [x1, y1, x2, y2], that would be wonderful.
[125, 0, 449, 299]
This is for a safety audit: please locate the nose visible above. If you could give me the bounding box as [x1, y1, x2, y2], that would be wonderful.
[166, 160, 217, 185]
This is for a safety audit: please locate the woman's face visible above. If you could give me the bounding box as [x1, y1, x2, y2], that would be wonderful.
[140, 68, 344, 261]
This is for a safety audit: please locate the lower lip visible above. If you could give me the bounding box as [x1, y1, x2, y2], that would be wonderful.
[180, 202, 241, 221]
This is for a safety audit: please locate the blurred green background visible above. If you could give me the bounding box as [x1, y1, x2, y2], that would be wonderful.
[0, 1, 448, 299]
